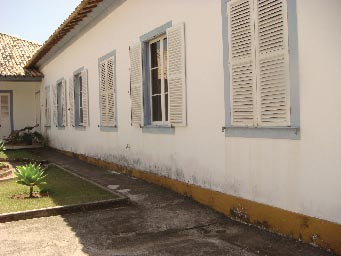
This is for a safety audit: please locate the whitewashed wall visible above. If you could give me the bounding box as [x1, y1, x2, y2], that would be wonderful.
[40, 0, 341, 224]
[0, 81, 40, 132]
[224, 0, 341, 224]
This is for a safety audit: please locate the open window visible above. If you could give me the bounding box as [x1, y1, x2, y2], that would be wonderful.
[130, 22, 187, 128]
[53, 79, 66, 127]
[69, 69, 89, 127]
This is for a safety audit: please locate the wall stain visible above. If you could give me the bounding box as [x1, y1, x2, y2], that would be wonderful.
[230, 206, 250, 223]
[253, 220, 270, 230]
[57, 149, 341, 255]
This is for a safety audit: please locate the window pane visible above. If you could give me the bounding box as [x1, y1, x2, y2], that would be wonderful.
[57, 84, 61, 106]
[1, 96, 8, 105]
[80, 110, 83, 124]
[152, 95, 162, 121]
[151, 69, 161, 94]
[1, 106, 9, 113]
[163, 38, 168, 93]
[57, 84, 63, 126]
[150, 41, 160, 68]
[165, 93, 168, 121]
[79, 76, 83, 108]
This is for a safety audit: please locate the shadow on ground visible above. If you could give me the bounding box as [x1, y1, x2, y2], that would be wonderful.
[0, 148, 336, 256]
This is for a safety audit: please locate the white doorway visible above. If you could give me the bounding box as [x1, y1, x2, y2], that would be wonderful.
[0, 93, 12, 139]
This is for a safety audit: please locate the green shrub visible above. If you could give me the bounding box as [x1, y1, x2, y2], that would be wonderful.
[32, 131, 44, 144]
[21, 132, 33, 145]
[5, 131, 45, 145]
[0, 140, 5, 152]
[15, 163, 47, 198]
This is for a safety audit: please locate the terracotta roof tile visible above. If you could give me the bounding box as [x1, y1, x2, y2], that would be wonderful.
[0, 33, 43, 79]
[26, 0, 104, 68]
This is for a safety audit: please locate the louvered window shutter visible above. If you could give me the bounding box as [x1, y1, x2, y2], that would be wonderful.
[129, 43, 143, 127]
[81, 69, 89, 126]
[42, 86, 47, 126]
[106, 57, 116, 126]
[100, 58, 116, 127]
[52, 84, 57, 127]
[69, 78, 75, 127]
[166, 23, 187, 127]
[47, 87, 51, 126]
[61, 79, 67, 126]
[99, 61, 107, 126]
[255, 0, 290, 126]
[227, 0, 256, 126]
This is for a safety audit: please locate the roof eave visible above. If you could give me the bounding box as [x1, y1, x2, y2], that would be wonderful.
[25, 0, 104, 69]
[0, 76, 44, 82]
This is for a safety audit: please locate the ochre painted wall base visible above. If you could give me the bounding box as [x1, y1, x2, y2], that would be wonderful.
[58, 149, 341, 254]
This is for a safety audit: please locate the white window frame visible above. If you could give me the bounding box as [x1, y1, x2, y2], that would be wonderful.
[148, 34, 169, 126]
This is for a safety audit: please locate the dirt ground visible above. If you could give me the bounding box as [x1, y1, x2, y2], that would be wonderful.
[0, 149, 336, 256]
[0, 162, 16, 180]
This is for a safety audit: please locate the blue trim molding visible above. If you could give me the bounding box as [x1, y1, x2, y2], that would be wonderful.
[137, 21, 173, 133]
[0, 90, 14, 133]
[139, 21, 172, 132]
[73, 66, 84, 76]
[224, 126, 300, 140]
[142, 125, 175, 135]
[139, 21, 172, 42]
[221, 0, 300, 140]
[73, 67, 84, 127]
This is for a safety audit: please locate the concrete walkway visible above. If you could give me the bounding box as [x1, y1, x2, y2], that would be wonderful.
[0, 149, 335, 256]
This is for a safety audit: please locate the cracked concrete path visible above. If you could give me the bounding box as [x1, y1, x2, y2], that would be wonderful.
[0, 149, 335, 256]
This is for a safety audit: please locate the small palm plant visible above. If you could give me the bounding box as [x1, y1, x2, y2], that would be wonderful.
[15, 163, 47, 198]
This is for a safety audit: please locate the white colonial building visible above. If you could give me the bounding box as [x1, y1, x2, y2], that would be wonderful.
[3, 0, 340, 252]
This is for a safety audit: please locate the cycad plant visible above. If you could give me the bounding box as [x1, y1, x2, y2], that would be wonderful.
[15, 163, 47, 198]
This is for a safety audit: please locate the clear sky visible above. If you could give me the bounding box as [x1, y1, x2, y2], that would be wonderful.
[0, 0, 82, 45]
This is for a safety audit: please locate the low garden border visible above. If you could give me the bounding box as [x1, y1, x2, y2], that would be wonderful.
[0, 163, 130, 223]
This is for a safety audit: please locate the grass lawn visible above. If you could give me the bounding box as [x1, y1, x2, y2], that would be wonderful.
[0, 149, 40, 160]
[0, 165, 118, 214]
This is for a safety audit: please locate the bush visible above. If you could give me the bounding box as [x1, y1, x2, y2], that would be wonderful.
[5, 128, 44, 145]
[22, 132, 33, 145]
[32, 131, 44, 144]
[0, 140, 5, 152]
[15, 163, 47, 198]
